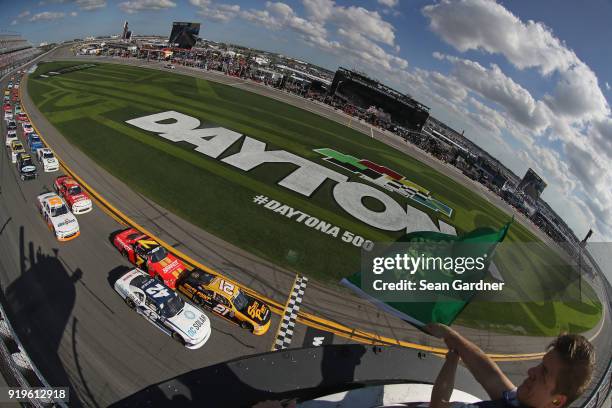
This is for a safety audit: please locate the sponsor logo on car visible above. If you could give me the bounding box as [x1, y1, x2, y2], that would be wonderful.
[247, 302, 268, 321]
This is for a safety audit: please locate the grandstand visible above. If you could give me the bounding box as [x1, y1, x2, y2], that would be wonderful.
[0, 32, 41, 77]
[329, 67, 430, 132]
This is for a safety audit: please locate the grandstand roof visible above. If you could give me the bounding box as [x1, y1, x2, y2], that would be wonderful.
[337, 67, 429, 111]
[276, 64, 331, 86]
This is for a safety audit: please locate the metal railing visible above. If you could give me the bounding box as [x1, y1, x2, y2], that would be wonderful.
[0, 302, 68, 407]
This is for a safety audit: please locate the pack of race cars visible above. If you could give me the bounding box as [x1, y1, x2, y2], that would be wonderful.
[112, 228, 271, 336]
[3, 71, 271, 349]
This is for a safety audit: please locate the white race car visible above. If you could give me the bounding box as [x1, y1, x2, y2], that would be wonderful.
[22, 122, 33, 134]
[4, 111, 13, 121]
[36, 148, 60, 172]
[5, 130, 17, 147]
[114, 269, 211, 349]
[36, 192, 80, 241]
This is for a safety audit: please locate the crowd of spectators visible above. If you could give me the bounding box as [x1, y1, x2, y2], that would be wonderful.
[1, 35, 41, 78]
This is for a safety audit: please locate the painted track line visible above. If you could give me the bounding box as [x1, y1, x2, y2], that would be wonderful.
[20, 64, 551, 360]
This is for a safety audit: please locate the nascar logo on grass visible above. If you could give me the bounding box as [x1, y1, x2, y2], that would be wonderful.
[126, 111, 456, 235]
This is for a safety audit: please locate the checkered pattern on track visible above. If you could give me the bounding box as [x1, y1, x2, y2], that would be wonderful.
[273, 275, 308, 350]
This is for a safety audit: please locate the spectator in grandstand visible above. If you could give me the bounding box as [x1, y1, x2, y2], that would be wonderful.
[425, 323, 595, 408]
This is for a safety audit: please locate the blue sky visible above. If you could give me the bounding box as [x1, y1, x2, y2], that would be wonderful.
[2, 0, 611, 241]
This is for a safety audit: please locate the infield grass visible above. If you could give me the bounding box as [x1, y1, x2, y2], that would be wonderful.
[28, 61, 602, 335]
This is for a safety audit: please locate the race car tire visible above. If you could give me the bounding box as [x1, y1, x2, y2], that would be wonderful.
[125, 298, 136, 309]
[172, 331, 186, 346]
[240, 321, 253, 332]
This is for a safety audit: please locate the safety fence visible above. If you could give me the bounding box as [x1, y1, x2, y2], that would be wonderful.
[0, 302, 68, 407]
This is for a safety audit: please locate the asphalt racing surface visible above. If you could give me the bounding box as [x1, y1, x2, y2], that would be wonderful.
[0, 45, 609, 406]
[0, 62, 274, 407]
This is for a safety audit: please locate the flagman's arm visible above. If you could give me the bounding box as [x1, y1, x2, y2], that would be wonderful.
[425, 323, 515, 400]
[430, 349, 460, 408]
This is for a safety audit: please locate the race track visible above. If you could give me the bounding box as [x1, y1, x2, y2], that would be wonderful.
[0, 44, 609, 406]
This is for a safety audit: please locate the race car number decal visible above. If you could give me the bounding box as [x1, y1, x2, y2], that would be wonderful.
[213, 304, 231, 316]
[219, 280, 235, 295]
[145, 284, 170, 298]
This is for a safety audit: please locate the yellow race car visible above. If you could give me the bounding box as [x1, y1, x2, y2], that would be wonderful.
[177, 269, 271, 335]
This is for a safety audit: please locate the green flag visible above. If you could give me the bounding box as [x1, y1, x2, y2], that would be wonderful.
[341, 221, 511, 328]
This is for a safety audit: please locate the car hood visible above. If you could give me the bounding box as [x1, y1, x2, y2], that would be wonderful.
[20, 164, 36, 173]
[168, 304, 211, 342]
[242, 298, 271, 325]
[43, 157, 58, 166]
[50, 213, 79, 233]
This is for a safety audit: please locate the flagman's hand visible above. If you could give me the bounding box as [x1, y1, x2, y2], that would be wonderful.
[425, 323, 451, 338]
[425, 323, 460, 350]
[425, 323, 515, 401]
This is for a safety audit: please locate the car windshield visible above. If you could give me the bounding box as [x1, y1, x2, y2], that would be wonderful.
[50, 204, 68, 217]
[69, 185, 82, 195]
[233, 290, 249, 311]
[21, 158, 33, 167]
[43, 152, 54, 159]
[160, 295, 184, 318]
[149, 246, 168, 263]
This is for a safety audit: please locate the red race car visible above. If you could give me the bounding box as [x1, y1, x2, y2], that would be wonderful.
[112, 228, 188, 289]
[53, 175, 93, 214]
[15, 113, 28, 122]
[2, 104, 10, 113]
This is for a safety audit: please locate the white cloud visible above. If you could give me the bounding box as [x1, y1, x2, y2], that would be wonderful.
[331, 5, 396, 46]
[228, 1, 405, 73]
[423, 0, 578, 75]
[544, 62, 609, 122]
[18, 11, 31, 18]
[75, 0, 106, 10]
[10, 20, 17, 26]
[303, 0, 334, 21]
[423, 0, 610, 125]
[378, 0, 399, 7]
[591, 118, 612, 159]
[33, 0, 106, 10]
[436, 54, 550, 132]
[70, 11, 78, 16]
[29, 12, 66, 22]
[190, 0, 240, 22]
[606, 82, 611, 91]
[119, 0, 176, 14]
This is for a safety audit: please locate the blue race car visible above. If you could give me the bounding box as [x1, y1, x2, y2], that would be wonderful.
[27, 133, 44, 154]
